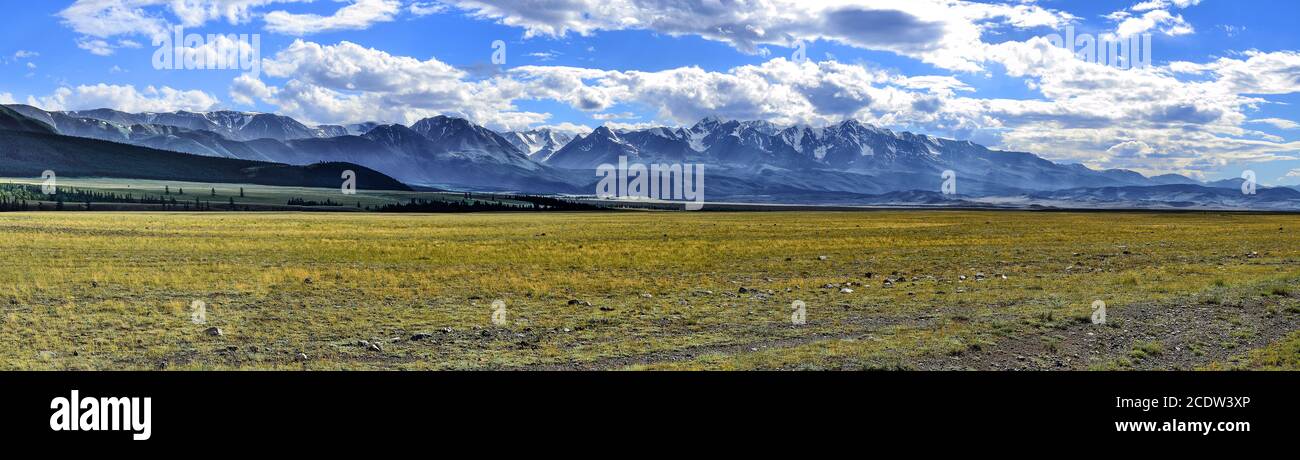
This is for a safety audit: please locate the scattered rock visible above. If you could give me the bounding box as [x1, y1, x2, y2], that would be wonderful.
[204, 327, 223, 337]
[640, 293, 654, 298]
[599, 306, 616, 312]
[958, 275, 967, 281]
[357, 339, 383, 351]
[303, 277, 313, 285]
[840, 288, 854, 294]
[817, 255, 829, 261]
[738, 287, 751, 293]
[567, 299, 592, 307]
[410, 333, 432, 341]
[295, 353, 308, 361]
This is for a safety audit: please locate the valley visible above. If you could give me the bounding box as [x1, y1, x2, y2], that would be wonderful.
[2, 210, 1296, 370]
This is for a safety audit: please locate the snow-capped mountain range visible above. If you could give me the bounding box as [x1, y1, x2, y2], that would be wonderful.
[501, 129, 575, 162]
[4, 103, 1291, 209]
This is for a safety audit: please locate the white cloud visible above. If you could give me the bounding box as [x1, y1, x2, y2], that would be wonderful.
[1250, 118, 1300, 130]
[243, 39, 546, 129]
[13, 50, 38, 59]
[57, 0, 388, 53]
[77, 38, 116, 56]
[1107, 0, 1202, 38]
[535, 121, 593, 136]
[409, 1, 449, 16]
[1113, 9, 1194, 38]
[264, 0, 402, 36]
[0, 92, 16, 104]
[230, 74, 278, 106]
[439, 0, 1074, 72]
[29, 84, 220, 113]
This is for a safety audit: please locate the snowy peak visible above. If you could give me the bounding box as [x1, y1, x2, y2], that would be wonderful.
[50, 108, 321, 142]
[502, 128, 575, 162]
[408, 116, 534, 167]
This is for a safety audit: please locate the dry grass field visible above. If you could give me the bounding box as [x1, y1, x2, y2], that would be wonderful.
[1, 210, 1297, 370]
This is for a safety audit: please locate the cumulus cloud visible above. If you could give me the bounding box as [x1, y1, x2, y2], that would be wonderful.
[1107, 0, 1199, 38]
[239, 39, 546, 129]
[56, 0, 394, 53]
[0, 92, 16, 104]
[264, 0, 403, 35]
[29, 84, 220, 113]
[58, 0, 292, 55]
[438, 0, 1074, 71]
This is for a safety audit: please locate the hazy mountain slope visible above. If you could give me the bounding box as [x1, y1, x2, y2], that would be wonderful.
[0, 128, 409, 190]
[0, 105, 57, 134]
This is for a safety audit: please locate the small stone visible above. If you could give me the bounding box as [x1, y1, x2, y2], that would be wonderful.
[640, 293, 654, 298]
[204, 327, 223, 337]
[958, 275, 967, 281]
[840, 288, 854, 294]
[410, 333, 432, 341]
[817, 255, 829, 261]
[599, 306, 615, 312]
[295, 352, 308, 361]
[738, 287, 751, 293]
[303, 277, 313, 284]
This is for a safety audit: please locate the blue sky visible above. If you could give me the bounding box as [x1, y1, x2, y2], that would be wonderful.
[2, 0, 1299, 183]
